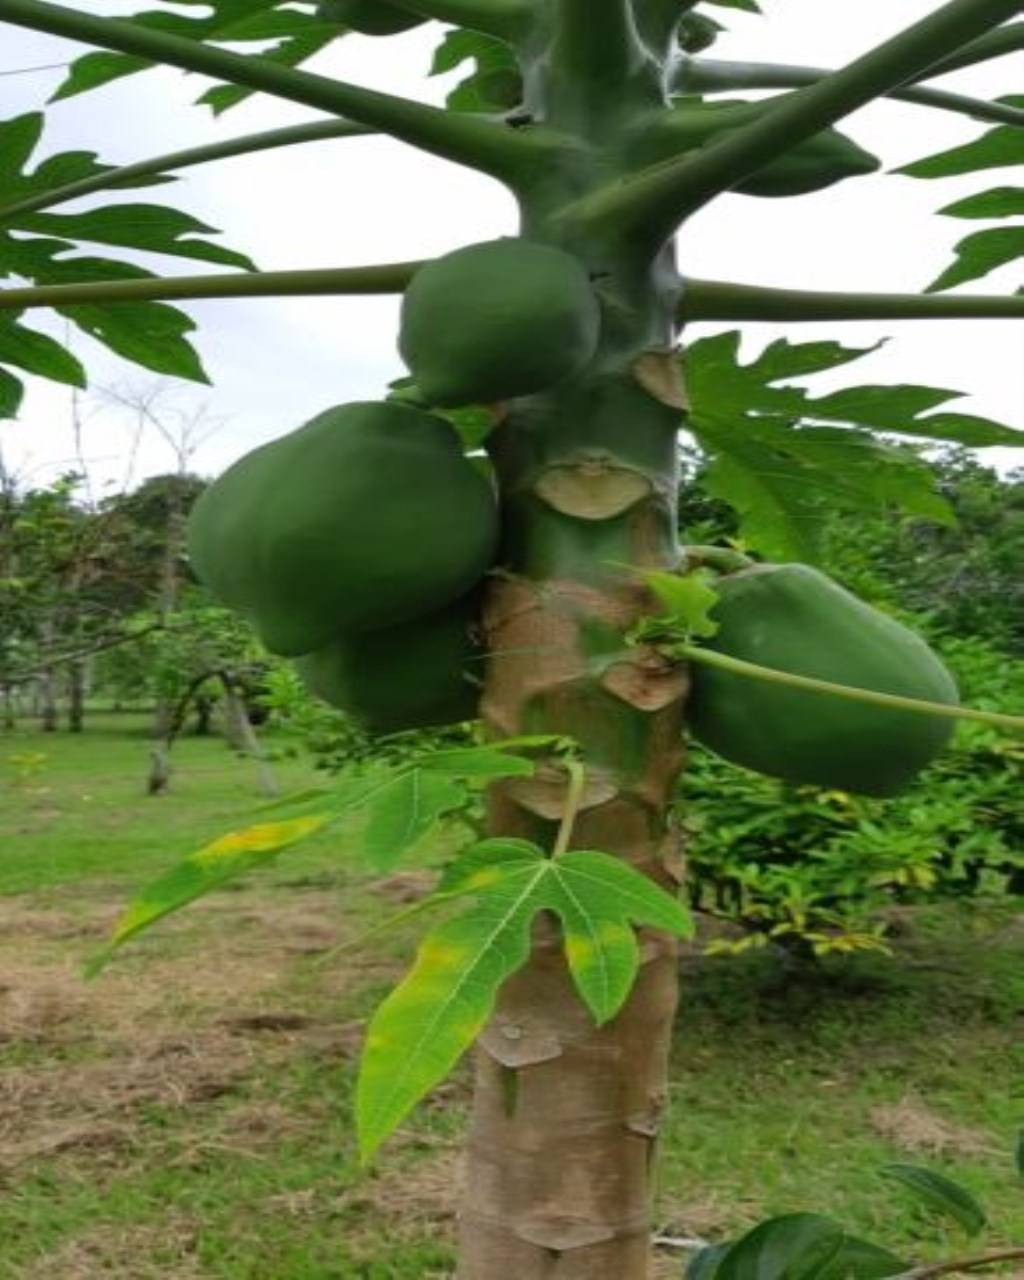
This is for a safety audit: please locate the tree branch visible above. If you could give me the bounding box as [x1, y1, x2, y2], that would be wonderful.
[0, 262, 422, 309]
[679, 278, 1024, 324]
[0, 120, 375, 222]
[912, 19, 1024, 77]
[673, 58, 1024, 128]
[561, 0, 1024, 246]
[900, 1246, 1024, 1278]
[3, 621, 166, 685]
[0, 0, 544, 183]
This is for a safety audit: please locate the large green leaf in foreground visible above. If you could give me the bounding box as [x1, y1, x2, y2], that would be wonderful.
[356, 838, 693, 1159]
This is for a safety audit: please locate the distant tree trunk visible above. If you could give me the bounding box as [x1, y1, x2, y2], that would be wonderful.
[218, 671, 279, 798]
[1, 685, 15, 730]
[67, 659, 87, 733]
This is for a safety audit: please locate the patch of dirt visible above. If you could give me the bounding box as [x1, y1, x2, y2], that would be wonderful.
[870, 1096, 998, 1156]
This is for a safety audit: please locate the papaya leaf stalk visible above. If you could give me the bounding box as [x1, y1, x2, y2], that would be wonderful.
[0, 0, 548, 181]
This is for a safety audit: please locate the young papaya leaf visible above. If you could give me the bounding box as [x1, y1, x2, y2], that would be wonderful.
[708, 1213, 845, 1280]
[925, 226, 1024, 293]
[417, 744, 538, 779]
[640, 567, 720, 639]
[897, 100, 1024, 178]
[880, 1163, 987, 1237]
[360, 769, 469, 872]
[84, 812, 334, 977]
[356, 839, 693, 1157]
[939, 186, 1024, 219]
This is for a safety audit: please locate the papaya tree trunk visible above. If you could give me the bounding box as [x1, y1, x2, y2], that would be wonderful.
[450, 6, 694, 1272]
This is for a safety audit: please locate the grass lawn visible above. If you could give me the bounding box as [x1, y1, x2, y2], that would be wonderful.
[2, 713, 1024, 1277]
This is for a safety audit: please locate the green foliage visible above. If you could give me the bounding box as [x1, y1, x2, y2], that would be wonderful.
[399, 239, 601, 407]
[186, 401, 498, 655]
[683, 332, 1021, 562]
[320, 0, 426, 37]
[430, 28, 522, 113]
[357, 836, 693, 1159]
[0, 113, 255, 403]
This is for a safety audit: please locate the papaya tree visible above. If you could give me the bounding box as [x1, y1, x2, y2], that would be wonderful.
[2, 1, 1024, 1276]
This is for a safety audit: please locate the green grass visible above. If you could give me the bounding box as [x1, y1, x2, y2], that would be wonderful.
[2, 714, 1024, 1277]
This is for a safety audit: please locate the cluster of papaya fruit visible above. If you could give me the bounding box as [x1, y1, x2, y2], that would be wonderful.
[186, 400, 498, 732]
[685, 562, 959, 796]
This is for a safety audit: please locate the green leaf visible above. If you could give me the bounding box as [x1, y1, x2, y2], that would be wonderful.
[361, 770, 468, 872]
[0, 313, 85, 387]
[430, 28, 521, 114]
[880, 1163, 987, 1236]
[816, 1236, 910, 1279]
[84, 813, 334, 977]
[0, 366, 24, 419]
[926, 226, 1024, 292]
[684, 332, 1019, 561]
[687, 1244, 731, 1279]
[356, 840, 692, 1158]
[20, 206, 255, 270]
[705, 0, 761, 11]
[939, 186, 1024, 219]
[897, 102, 1024, 178]
[50, 0, 329, 106]
[641, 568, 721, 638]
[710, 1213, 845, 1279]
[417, 745, 538, 779]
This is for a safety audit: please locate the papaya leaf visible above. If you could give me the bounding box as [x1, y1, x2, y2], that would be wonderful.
[880, 1163, 987, 1237]
[940, 186, 1024, 219]
[50, 0, 332, 109]
[361, 770, 468, 872]
[0, 367, 23, 418]
[708, 1213, 845, 1279]
[684, 331, 1019, 561]
[705, 0, 761, 11]
[19, 206, 254, 270]
[687, 1244, 731, 1279]
[417, 745, 538, 779]
[0, 313, 85, 388]
[356, 839, 692, 1158]
[925, 226, 1024, 292]
[84, 813, 333, 978]
[896, 100, 1024, 177]
[429, 28, 521, 114]
[641, 567, 721, 639]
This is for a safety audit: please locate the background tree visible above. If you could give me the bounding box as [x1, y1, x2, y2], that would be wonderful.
[1, 3, 1022, 1278]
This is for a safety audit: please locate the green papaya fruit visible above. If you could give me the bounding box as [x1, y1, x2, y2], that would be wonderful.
[316, 0, 426, 35]
[652, 99, 880, 197]
[399, 238, 601, 407]
[296, 593, 484, 732]
[186, 401, 497, 657]
[687, 563, 959, 796]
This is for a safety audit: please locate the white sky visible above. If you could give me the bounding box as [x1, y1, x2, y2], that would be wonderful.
[0, 0, 1022, 496]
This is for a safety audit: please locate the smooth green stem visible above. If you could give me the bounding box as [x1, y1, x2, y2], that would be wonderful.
[674, 643, 1024, 735]
[552, 760, 587, 858]
[0, 0, 536, 181]
[564, 0, 1024, 244]
[0, 120, 375, 222]
[914, 19, 1024, 77]
[398, 0, 530, 40]
[0, 263, 421, 309]
[674, 57, 1024, 128]
[551, 0, 646, 83]
[679, 278, 1024, 323]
